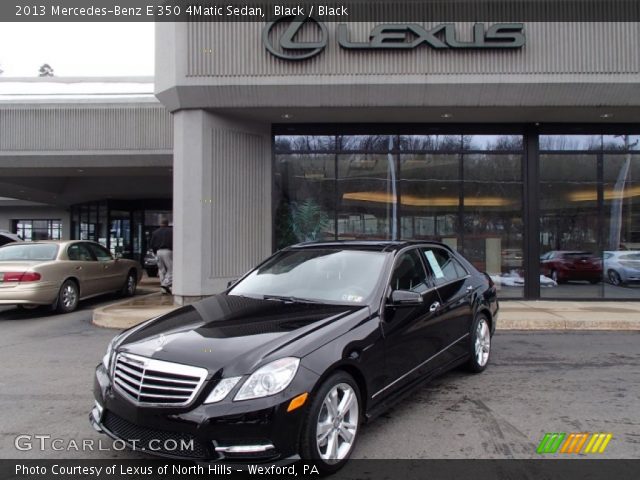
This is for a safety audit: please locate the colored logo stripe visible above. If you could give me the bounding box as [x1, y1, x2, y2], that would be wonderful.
[537, 433, 612, 454]
[537, 433, 566, 453]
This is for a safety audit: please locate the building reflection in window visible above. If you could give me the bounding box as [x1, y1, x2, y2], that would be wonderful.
[275, 133, 525, 298]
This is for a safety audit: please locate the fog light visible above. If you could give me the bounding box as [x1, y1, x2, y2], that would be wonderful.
[287, 392, 308, 412]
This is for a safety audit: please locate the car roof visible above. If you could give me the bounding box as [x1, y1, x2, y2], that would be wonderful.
[287, 240, 453, 253]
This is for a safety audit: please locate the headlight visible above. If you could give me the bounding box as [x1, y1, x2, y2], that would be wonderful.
[101, 336, 118, 372]
[234, 357, 300, 401]
[204, 376, 242, 404]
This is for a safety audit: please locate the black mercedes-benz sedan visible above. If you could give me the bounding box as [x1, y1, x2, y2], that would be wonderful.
[90, 241, 498, 472]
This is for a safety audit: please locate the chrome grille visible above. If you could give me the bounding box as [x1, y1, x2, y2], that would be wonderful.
[113, 353, 208, 407]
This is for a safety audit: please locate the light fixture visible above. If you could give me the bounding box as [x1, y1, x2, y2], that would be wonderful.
[77, 169, 84, 173]
[281, 113, 294, 120]
[441, 113, 454, 119]
[600, 113, 614, 119]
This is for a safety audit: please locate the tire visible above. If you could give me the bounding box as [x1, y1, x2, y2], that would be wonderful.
[300, 371, 361, 474]
[467, 314, 491, 373]
[608, 270, 623, 286]
[121, 270, 137, 297]
[55, 280, 79, 314]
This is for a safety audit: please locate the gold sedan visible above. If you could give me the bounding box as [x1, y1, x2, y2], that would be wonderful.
[0, 240, 142, 313]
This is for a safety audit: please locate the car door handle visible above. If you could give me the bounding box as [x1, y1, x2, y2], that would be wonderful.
[429, 301, 440, 312]
[75, 266, 82, 271]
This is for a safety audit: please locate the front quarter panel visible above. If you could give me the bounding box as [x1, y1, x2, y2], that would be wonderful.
[301, 310, 385, 415]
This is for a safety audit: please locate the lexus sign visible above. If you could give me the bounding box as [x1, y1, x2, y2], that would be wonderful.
[263, 17, 525, 61]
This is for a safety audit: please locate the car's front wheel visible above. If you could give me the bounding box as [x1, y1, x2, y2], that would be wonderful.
[467, 314, 491, 373]
[300, 371, 361, 473]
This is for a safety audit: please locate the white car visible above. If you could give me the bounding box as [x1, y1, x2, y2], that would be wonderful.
[603, 251, 640, 286]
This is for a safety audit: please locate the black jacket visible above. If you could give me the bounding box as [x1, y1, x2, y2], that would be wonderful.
[150, 226, 173, 253]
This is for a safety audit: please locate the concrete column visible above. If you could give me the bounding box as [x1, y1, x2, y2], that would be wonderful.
[172, 110, 272, 304]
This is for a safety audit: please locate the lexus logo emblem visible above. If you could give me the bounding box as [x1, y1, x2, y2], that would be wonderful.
[263, 16, 328, 61]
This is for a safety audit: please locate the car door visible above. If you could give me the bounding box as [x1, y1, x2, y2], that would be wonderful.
[86, 242, 122, 292]
[66, 242, 101, 298]
[378, 248, 446, 399]
[419, 246, 474, 366]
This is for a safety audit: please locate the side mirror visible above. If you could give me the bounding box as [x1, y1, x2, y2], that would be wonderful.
[227, 279, 238, 288]
[114, 252, 122, 260]
[389, 290, 423, 306]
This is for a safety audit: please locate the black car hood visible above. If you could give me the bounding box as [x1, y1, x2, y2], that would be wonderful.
[116, 294, 367, 376]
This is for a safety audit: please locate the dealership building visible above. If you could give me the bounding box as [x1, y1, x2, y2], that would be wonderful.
[1, 18, 640, 302]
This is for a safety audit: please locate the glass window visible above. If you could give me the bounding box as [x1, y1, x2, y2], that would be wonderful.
[603, 135, 640, 151]
[275, 135, 335, 152]
[421, 247, 467, 286]
[339, 135, 393, 152]
[399, 135, 461, 151]
[463, 135, 523, 151]
[399, 153, 460, 243]
[13, 219, 62, 241]
[338, 153, 396, 240]
[603, 154, 640, 298]
[275, 153, 336, 248]
[390, 250, 430, 293]
[540, 154, 601, 298]
[463, 153, 523, 298]
[87, 243, 113, 261]
[540, 135, 602, 151]
[67, 243, 95, 262]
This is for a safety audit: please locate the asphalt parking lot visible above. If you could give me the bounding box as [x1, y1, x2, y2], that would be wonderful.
[0, 302, 639, 460]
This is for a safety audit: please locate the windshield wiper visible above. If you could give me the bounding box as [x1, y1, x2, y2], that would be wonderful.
[262, 294, 326, 304]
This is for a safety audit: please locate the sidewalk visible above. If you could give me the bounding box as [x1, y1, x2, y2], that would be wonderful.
[93, 289, 640, 330]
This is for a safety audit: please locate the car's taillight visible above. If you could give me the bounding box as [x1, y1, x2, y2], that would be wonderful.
[2, 272, 41, 282]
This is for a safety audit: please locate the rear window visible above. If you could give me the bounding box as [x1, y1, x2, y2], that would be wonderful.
[0, 244, 58, 261]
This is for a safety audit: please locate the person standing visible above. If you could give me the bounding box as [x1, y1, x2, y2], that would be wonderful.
[150, 219, 173, 294]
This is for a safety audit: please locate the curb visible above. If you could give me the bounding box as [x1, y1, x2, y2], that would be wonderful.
[92, 292, 179, 330]
[93, 295, 640, 331]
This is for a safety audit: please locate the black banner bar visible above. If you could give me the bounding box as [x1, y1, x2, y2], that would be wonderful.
[3, 0, 640, 22]
[3, 459, 640, 480]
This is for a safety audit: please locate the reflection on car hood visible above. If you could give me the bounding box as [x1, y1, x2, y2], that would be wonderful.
[117, 294, 367, 375]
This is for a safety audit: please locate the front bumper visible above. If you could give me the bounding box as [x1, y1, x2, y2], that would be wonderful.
[91, 364, 314, 462]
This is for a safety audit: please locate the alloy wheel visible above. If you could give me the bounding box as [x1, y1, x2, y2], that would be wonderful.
[316, 383, 359, 464]
[608, 270, 622, 286]
[126, 274, 136, 295]
[475, 318, 491, 367]
[62, 284, 77, 309]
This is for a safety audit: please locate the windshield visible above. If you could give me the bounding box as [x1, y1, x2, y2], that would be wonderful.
[0, 243, 58, 261]
[229, 249, 388, 304]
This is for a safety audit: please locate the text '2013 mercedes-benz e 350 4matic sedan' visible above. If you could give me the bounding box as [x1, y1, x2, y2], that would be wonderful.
[90, 241, 498, 472]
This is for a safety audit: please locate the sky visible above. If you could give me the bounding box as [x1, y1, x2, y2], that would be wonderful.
[0, 22, 154, 77]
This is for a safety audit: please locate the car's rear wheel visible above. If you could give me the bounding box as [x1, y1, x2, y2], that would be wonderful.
[608, 269, 623, 286]
[300, 371, 361, 473]
[467, 314, 491, 373]
[56, 280, 79, 313]
[121, 270, 137, 297]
